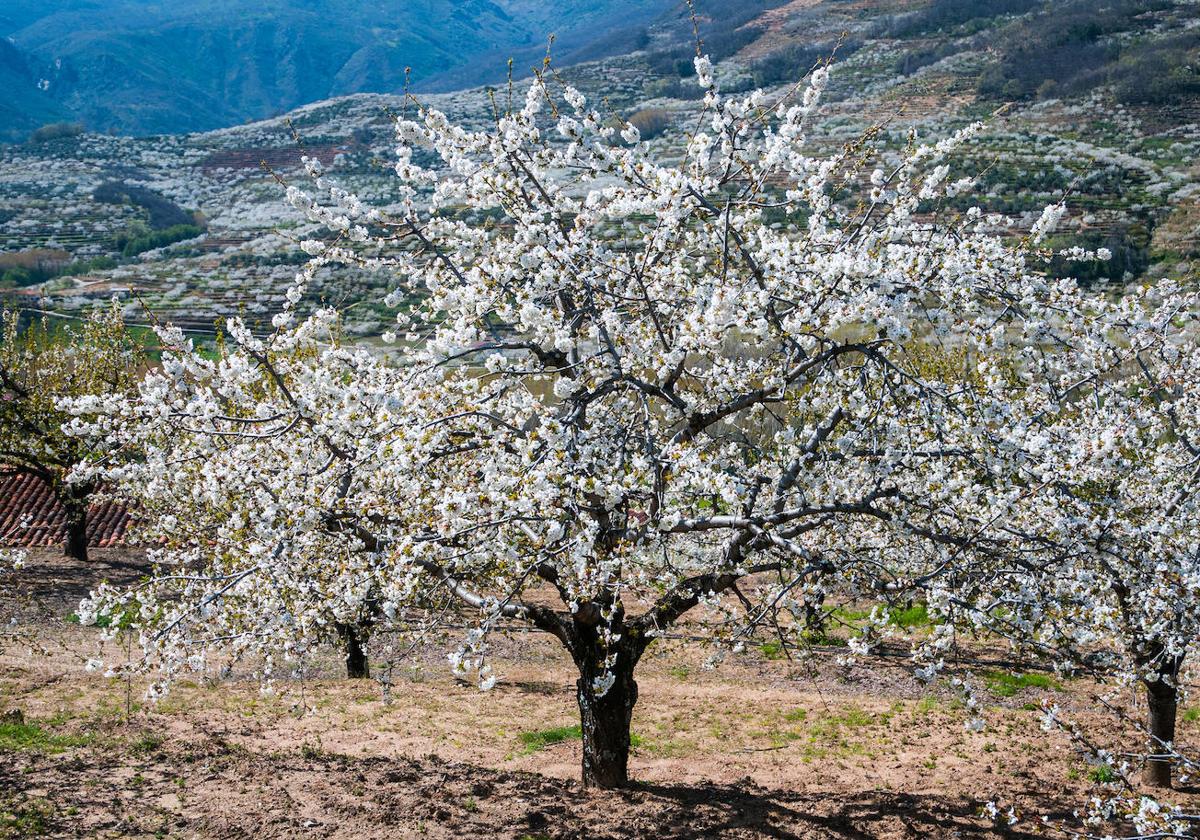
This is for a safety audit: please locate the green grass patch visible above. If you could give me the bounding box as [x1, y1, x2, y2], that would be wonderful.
[785, 705, 888, 762]
[1088, 764, 1118, 784]
[888, 603, 930, 629]
[517, 725, 643, 754]
[0, 721, 90, 754]
[917, 696, 940, 714]
[668, 664, 691, 680]
[0, 794, 55, 839]
[299, 739, 326, 760]
[758, 640, 786, 660]
[129, 731, 164, 755]
[812, 707, 878, 733]
[983, 670, 1059, 697]
[635, 736, 688, 758]
[518, 725, 582, 754]
[1183, 707, 1200, 723]
[831, 606, 871, 623]
[825, 603, 929, 632]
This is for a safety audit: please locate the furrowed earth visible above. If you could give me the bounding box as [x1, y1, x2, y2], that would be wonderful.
[3, 550, 1197, 838]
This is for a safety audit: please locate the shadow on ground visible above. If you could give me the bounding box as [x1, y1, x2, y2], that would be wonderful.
[624, 781, 1024, 839]
[9, 548, 147, 617]
[2, 729, 1043, 839]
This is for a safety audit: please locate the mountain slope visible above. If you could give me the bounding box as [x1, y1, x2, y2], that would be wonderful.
[0, 38, 70, 142]
[3, 0, 670, 137]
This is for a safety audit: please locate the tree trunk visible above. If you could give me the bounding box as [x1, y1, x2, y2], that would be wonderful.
[62, 501, 89, 564]
[337, 623, 369, 679]
[1145, 676, 1178, 788]
[575, 659, 638, 788]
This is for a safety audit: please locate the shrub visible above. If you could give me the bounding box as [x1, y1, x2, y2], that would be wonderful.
[645, 77, 707, 101]
[890, 0, 1041, 37]
[626, 108, 673, 140]
[1111, 38, 1200, 105]
[1044, 225, 1151, 287]
[115, 223, 204, 257]
[975, 0, 1175, 101]
[93, 181, 196, 230]
[561, 26, 650, 65]
[643, 0, 768, 79]
[27, 122, 84, 144]
[752, 39, 862, 88]
[893, 43, 960, 77]
[0, 249, 74, 288]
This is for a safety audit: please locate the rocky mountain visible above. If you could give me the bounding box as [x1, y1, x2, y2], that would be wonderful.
[1, 0, 670, 138]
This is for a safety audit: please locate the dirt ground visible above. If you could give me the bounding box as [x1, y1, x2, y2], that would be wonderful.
[1, 549, 1195, 838]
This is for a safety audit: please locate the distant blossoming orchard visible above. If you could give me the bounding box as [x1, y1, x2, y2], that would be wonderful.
[70, 55, 1185, 793]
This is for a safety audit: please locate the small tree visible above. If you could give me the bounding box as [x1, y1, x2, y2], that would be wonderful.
[76, 60, 1121, 788]
[1044, 331, 1197, 790]
[0, 304, 144, 561]
[68, 314, 396, 681]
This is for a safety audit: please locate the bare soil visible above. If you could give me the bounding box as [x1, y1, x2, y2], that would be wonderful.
[1, 549, 1195, 838]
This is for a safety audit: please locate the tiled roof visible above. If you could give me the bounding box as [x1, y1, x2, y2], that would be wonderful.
[0, 471, 131, 548]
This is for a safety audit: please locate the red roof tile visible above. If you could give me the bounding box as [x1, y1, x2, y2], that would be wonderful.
[0, 471, 132, 548]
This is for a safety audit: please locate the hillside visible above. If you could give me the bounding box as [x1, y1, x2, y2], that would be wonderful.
[1, 0, 1198, 340]
[1, 0, 671, 137]
[6, 5, 1200, 839]
[0, 39, 69, 142]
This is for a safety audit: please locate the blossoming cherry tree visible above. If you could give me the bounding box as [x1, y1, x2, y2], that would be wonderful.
[75, 60, 1143, 788]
